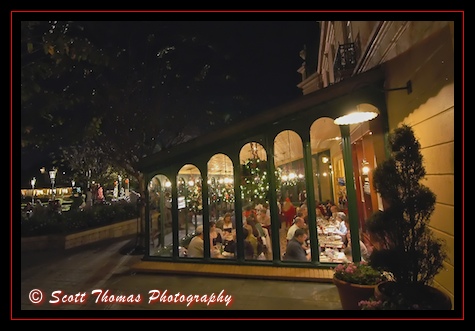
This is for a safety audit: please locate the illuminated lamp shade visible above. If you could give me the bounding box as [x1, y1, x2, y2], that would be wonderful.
[334, 104, 380, 125]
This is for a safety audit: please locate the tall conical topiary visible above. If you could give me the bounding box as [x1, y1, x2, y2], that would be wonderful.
[366, 124, 447, 285]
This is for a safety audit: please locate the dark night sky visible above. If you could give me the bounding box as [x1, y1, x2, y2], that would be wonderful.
[177, 20, 320, 111]
[18, 18, 320, 187]
[83, 20, 320, 113]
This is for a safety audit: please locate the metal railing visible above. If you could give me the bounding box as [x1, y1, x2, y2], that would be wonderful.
[333, 36, 360, 83]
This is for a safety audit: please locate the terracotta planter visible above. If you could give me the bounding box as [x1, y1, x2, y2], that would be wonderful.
[332, 276, 377, 310]
[375, 281, 452, 310]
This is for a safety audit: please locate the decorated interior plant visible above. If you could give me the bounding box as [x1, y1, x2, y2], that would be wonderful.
[365, 124, 447, 286]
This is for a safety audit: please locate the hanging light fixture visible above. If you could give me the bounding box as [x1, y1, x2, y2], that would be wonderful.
[250, 142, 259, 160]
[281, 131, 298, 186]
[188, 168, 195, 186]
[288, 131, 297, 179]
[223, 155, 232, 184]
[222, 154, 228, 184]
[334, 104, 380, 125]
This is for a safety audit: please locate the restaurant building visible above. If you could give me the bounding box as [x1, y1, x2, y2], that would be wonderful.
[138, 21, 456, 303]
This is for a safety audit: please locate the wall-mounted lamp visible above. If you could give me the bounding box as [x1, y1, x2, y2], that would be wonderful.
[385, 80, 412, 94]
[334, 104, 380, 126]
[321, 156, 329, 164]
[335, 81, 412, 126]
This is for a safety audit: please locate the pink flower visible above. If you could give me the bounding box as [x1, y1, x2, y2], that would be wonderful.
[345, 265, 355, 273]
[333, 261, 388, 285]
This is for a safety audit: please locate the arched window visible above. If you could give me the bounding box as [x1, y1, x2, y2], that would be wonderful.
[274, 130, 310, 262]
[148, 174, 172, 257]
[177, 164, 203, 259]
[239, 142, 271, 260]
[207, 153, 235, 260]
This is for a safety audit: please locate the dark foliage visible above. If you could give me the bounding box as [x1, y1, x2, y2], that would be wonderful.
[366, 125, 447, 285]
[21, 202, 139, 237]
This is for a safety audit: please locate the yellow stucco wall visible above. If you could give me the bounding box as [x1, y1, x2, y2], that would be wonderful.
[382, 23, 456, 302]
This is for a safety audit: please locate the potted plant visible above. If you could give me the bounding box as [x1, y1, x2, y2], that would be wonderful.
[332, 261, 389, 310]
[365, 124, 451, 310]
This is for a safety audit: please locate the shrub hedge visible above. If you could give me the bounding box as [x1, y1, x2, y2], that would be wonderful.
[21, 201, 140, 237]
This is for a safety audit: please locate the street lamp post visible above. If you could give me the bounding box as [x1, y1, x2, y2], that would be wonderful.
[125, 178, 129, 197]
[49, 169, 57, 201]
[118, 175, 122, 198]
[86, 169, 91, 189]
[30, 177, 36, 205]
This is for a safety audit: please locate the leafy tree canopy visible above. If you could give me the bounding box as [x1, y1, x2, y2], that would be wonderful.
[21, 21, 250, 187]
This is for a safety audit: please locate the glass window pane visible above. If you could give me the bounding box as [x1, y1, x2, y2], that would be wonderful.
[239, 142, 271, 261]
[208, 153, 236, 260]
[177, 164, 203, 259]
[148, 174, 173, 257]
[274, 130, 310, 263]
[310, 118, 346, 264]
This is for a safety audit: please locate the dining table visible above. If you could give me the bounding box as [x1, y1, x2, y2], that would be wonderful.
[317, 224, 345, 262]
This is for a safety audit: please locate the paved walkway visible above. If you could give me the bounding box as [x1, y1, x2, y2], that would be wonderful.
[17, 236, 343, 319]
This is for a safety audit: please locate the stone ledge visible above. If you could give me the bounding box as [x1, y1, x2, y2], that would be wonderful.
[21, 218, 139, 252]
[131, 260, 335, 282]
